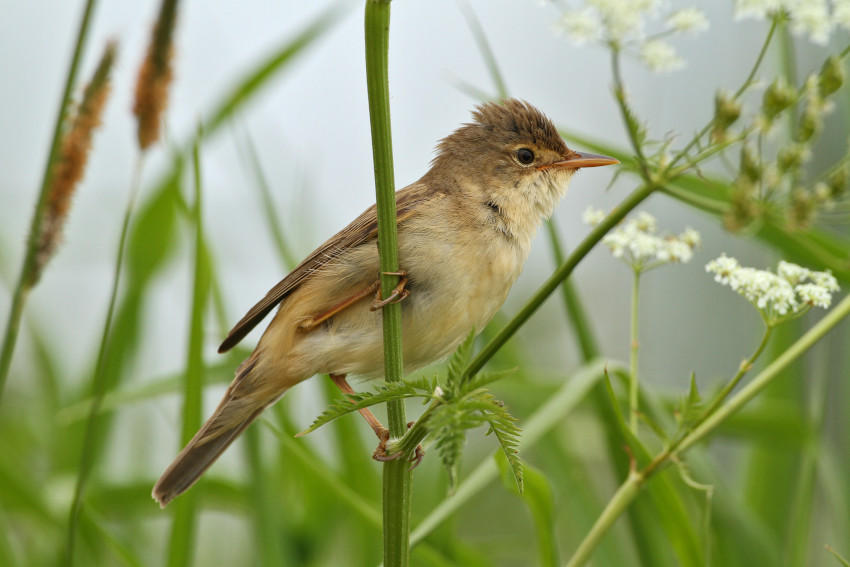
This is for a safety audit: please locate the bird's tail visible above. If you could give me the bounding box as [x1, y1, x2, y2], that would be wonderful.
[152, 358, 285, 507]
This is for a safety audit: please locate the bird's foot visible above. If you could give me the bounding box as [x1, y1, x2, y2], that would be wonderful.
[370, 270, 410, 310]
[371, 420, 425, 471]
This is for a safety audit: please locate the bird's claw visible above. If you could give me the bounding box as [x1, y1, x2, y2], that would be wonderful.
[370, 270, 410, 311]
[370, 422, 425, 469]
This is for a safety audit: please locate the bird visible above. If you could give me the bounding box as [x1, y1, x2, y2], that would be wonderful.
[152, 98, 617, 507]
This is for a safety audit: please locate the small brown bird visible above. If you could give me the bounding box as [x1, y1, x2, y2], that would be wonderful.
[152, 99, 617, 507]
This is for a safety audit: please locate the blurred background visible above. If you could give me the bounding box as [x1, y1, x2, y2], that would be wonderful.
[1, 1, 848, 566]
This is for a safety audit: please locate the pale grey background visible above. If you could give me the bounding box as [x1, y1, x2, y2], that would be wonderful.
[0, 1, 832, 425]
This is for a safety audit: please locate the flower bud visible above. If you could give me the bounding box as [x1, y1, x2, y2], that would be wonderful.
[762, 78, 796, 121]
[797, 106, 822, 142]
[739, 144, 761, 183]
[828, 163, 848, 198]
[724, 182, 758, 232]
[819, 56, 845, 97]
[789, 188, 814, 229]
[712, 90, 741, 142]
[778, 143, 810, 173]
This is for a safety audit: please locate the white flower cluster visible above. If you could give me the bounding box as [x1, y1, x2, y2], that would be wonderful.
[734, 0, 850, 45]
[706, 254, 839, 319]
[585, 208, 701, 270]
[554, 1, 709, 72]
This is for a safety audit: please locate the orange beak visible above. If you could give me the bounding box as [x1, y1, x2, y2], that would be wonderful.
[538, 151, 619, 171]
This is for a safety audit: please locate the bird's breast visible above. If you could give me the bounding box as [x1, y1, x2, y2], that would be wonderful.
[397, 212, 527, 369]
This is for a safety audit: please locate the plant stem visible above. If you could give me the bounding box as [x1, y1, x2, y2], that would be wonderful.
[565, 293, 850, 567]
[610, 47, 651, 181]
[364, 1, 410, 565]
[464, 184, 656, 379]
[64, 157, 142, 567]
[545, 220, 599, 361]
[166, 129, 207, 567]
[565, 471, 643, 567]
[698, 324, 773, 421]
[0, 0, 99, 405]
[629, 270, 640, 434]
[665, 18, 778, 173]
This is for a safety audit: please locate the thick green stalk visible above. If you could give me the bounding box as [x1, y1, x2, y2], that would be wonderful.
[364, 1, 410, 565]
[0, 0, 99, 405]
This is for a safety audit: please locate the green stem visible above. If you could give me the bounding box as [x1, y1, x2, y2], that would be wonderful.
[665, 18, 778, 173]
[464, 184, 656, 379]
[63, 157, 142, 567]
[364, 1, 410, 565]
[0, 0, 99, 405]
[565, 471, 643, 567]
[565, 293, 850, 567]
[166, 130, 207, 567]
[545, 220, 599, 361]
[629, 270, 640, 434]
[675, 295, 850, 455]
[698, 323, 773, 421]
[610, 46, 651, 181]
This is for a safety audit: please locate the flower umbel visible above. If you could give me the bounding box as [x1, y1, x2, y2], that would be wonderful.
[706, 255, 839, 323]
[555, 0, 708, 73]
[589, 210, 701, 271]
[733, 0, 848, 45]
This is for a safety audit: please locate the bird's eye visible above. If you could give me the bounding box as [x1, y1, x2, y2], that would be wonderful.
[516, 148, 535, 165]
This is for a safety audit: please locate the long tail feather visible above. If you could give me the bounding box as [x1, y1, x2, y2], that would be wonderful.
[151, 400, 266, 507]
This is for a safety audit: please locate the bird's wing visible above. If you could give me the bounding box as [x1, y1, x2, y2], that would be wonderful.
[218, 182, 434, 353]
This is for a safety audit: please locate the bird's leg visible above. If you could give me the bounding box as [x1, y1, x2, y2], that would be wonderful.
[330, 373, 425, 468]
[330, 373, 400, 461]
[298, 271, 409, 333]
[370, 270, 410, 311]
[299, 281, 381, 332]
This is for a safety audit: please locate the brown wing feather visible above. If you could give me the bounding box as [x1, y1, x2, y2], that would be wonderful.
[218, 183, 433, 353]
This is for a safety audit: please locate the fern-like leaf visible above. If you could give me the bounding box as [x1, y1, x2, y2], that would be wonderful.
[445, 330, 476, 395]
[463, 368, 515, 395]
[484, 406, 523, 493]
[297, 380, 433, 436]
[676, 372, 704, 430]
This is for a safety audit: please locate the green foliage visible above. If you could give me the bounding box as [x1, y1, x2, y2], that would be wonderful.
[675, 373, 704, 432]
[300, 333, 522, 495]
[3, 3, 850, 567]
[297, 377, 439, 436]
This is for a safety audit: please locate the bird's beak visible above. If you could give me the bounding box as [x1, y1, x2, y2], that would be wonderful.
[538, 151, 619, 171]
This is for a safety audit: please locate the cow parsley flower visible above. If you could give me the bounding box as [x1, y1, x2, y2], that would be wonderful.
[555, 1, 708, 73]
[593, 211, 700, 271]
[668, 8, 710, 34]
[640, 40, 685, 73]
[706, 254, 840, 322]
[556, 8, 602, 45]
[582, 206, 607, 225]
[733, 0, 846, 44]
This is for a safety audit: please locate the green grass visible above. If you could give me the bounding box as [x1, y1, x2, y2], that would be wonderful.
[2, 3, 850, 567]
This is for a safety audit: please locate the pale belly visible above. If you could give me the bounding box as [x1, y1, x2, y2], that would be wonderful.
[295, 226, 527, 379]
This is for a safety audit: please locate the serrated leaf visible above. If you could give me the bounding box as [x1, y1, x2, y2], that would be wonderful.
[297, 381, 429, 436]
[435, 428, 465, 493]
[446, 331, 476, 395]
[676, 372, 704, 429]
[485, 411, 523, 493]
[463, 368, 515, 394]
